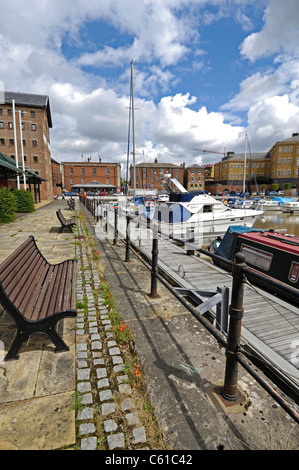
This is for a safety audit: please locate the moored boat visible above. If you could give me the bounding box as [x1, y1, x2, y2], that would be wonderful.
[256, 197, 293, 212]
[211, 226, 299, 306]
[282, 201, 299, 214]
[146, 177, 263, 242]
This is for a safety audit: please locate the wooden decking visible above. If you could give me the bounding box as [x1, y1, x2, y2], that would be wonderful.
[98, 209, 299, 396]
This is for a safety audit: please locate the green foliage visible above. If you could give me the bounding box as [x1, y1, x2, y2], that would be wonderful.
[272, 183, 279, 191]
[11, 189, 35, 213]
[0, 187, 17, 223]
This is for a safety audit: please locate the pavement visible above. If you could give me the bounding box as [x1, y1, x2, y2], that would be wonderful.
[0, 199, 298, 452]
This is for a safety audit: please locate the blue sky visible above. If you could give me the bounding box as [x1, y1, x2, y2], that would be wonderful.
[0, 0, 299, 169]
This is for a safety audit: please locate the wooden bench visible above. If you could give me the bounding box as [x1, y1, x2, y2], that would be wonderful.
[67, 198, 75, 210]
[56, 208, 76, 233]
[0, 236, 77, 360]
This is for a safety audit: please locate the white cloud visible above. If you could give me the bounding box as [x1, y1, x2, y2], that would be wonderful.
[240, 0, 299, 61]
[1, 0, 299, 172]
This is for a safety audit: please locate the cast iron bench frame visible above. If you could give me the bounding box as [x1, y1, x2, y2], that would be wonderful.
[67, 198, 75, 210]
[0, 236, 77, 360]
[56, 208, 76, 233]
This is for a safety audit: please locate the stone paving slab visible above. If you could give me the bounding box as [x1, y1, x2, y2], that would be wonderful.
[0, 201, 77, 450]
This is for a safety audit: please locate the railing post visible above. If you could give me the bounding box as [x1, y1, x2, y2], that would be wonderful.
[125, 213, 131, 262]
[221, 252, 246, 401]
[113, 207, 118, 245]
[105, 204, 108, 232]
[149, 228, 159, 298]
[186, 227, 195, 256]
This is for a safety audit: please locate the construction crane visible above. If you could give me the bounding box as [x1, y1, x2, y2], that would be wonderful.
[193, 148, 226, 157]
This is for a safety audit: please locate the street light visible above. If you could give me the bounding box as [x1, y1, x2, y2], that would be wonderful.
[19, 110, 26, 190]
[12, 100, 20, 189]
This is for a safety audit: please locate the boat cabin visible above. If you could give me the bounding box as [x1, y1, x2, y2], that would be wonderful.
[213, 226, 299, 305]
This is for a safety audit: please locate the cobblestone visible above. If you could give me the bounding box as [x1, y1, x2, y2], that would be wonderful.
[75, 218, 148, 450]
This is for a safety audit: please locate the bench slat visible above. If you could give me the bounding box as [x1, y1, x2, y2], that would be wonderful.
[8, 247, 43, 301]
[21, 261, 50, 318]
[70, 261, 77, 310]
[17, 258, 48, 314]
[1, 242, 37, 292]
[0, 237, 35, 278]
[30, 265, 55, 321]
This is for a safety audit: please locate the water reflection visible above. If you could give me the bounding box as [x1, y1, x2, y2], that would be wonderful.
[254, 212, 299, 236]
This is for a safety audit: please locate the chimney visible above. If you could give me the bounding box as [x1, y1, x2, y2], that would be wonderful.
[292, 133, 299, 137]
[154, 157, 158, 164]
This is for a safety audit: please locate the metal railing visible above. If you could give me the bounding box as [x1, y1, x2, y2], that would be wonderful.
[81, 197, 299, 423]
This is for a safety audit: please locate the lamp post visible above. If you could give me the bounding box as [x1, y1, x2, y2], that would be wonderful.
[12, 100, 20, 189]
[19, 110, 26, 190]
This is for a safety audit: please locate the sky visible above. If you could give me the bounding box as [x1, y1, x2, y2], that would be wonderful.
[1, 0, 299, 173]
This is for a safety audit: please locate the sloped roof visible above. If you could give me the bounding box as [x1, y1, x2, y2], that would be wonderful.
[0, 152, 44, 180]
[4, 91, 52, 128]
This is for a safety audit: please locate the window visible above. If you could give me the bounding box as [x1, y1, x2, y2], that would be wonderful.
[0, 121, 3, 128]
[31, 124, 36, 131]
[30, 111, 35, 117]
[81, 168, 85, 175]
[106, 178, 110, 184]
[8, 122, 13, 129]
[0, 109, 2, 115]
[278, 158, 281, 164]
[7, 109, 12, 115]
[0, 138, 5, 145]
[106, 168, 110, 175]
[70, 178, 74, 185]
[92, 168, 96, 175]
[289, 147, 293, 152]
[9, 139, 14, 145]
[284, 147, 288, 152]
[33, 156, 38, 162]
[283, 170, 286, 176]
[279, 147, 282, 153]
[23, 139, 26, 146]
[32, 140, 37, 147]
[283, 158, 287, 164]
[240, 244, 272, 271]
[69, 167, 73, 175]
[81, 178, 85, 184]
[288, 158, 292, 164]
[277, 170, 281, 176]
[289, 261, 299, 283]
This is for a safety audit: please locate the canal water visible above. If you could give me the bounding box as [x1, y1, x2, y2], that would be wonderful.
[253, 212, 299, 237]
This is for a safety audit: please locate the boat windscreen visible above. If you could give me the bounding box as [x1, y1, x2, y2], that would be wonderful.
[154, 204, 192, 223]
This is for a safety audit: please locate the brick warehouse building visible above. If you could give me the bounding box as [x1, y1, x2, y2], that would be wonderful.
[61, 159, 121, 193]
[130, 158, 186, 192]
[0, 91, 53, 200]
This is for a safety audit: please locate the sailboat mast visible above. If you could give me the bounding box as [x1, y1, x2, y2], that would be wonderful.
[131, 59, 136, 197]
[243, 133, 248, 194]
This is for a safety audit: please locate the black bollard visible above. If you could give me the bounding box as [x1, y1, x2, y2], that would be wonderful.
[125, 214, 131, 262]
[113, 207, 118, 245]
[149, 229, 159, 298]
[221, 252, 246, 401]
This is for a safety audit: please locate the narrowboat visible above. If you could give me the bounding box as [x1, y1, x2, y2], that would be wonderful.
[211, 226, 299, 306]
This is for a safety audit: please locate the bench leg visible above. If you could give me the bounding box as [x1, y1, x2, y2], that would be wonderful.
[5, 329, 29, 361]
[47, 325, 69, 353]
[59, 224, 74, 233]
